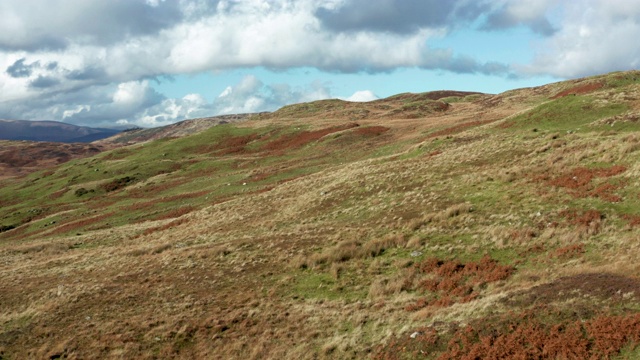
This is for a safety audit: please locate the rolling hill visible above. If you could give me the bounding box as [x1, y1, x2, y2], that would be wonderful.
[2, 71, 640, 359]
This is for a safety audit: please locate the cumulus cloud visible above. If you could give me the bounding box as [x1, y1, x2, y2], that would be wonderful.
[0, 0, 638, 126]
[127, 75, 334, 127]
[346, 90, 379, 102]
[315, 0, 490, 34]
[0, 0, 185, 51]
[481, 0, 558, 36]
[522, 0, 640, 78]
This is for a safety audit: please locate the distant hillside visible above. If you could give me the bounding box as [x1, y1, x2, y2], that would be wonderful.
[96, 113, 253, 145]
[0, 119, 121, 143]
[0, 141, 104, 180]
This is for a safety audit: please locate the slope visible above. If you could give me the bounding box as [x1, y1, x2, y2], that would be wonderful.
[1, 71, 640, 359]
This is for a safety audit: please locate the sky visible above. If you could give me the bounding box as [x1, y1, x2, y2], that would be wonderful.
[1, 0, 639, 128]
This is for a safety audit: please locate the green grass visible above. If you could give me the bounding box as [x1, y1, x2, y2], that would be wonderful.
[505, 95, 628, 132]
[290, 271, 367, 302]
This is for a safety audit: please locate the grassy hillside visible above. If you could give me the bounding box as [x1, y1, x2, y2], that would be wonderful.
[2, 71, 640, 359]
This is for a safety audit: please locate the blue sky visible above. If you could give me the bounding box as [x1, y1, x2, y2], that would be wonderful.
[1, 0, 639, 128]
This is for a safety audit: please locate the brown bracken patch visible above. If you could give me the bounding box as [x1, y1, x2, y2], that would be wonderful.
[189, 133, 261, 155]
[623, 214, 640, 227]
[262, 123, 359, 152]
[551, 81, 604, 99]
[560, 209, 604, 230]
[533, 165, 627, 202]
[374, 308, 640, 360]
[552, 243, 586, 258]
[403, 256, 514, 311]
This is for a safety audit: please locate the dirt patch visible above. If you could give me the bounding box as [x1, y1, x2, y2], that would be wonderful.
[551, 82, 604, 99]
[506, 273, 640, 307]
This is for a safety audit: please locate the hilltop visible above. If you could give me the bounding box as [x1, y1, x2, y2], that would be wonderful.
[2, 71, 640, 359]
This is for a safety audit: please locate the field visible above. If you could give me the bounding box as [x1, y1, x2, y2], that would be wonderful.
[2, 71, 640, 359]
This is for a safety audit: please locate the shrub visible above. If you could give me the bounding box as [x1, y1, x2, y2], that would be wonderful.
[101, 176, 136, 192]
[74, 187, 94, 197]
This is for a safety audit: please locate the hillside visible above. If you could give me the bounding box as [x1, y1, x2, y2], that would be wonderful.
[0, 114, 255, 180]
[96, 113, 254, 146]
[0, 141, 105, 180]
[2, 71, 640, 359]
[0, 119, 121, 143]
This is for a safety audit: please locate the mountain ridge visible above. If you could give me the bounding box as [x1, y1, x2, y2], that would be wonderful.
[0, 119, 121, 143]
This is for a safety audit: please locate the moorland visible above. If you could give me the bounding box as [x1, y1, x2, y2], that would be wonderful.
[2, 71, 640, 359]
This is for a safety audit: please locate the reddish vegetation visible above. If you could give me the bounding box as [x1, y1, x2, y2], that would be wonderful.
[404, 256, 514, 311]
[125, 191, 209, 212]
[553, 243, 586, 258]
[127, 178, 191, 198]
[262, 123, 359, 152]
[101, 176, 136, 192]
[44, 212, 116, 237]
[375, 309, 640, 360]
[427, 120, 495, 139]
[141, 217, 191, 237]
[496, 120, 516, 129]
[151, 206, 196, 221]
[193, 133, 261, 155]
[0, 142, 103, 179]
[551, 82, 604, 99]
[560, 209, 604, 230]
[48, 188, 68, 200]
[352, 126, 389, 136]
[534, 165, 627, 202]
[623, 214, 640, 227]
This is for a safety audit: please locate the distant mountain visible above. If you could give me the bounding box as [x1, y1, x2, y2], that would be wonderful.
[0, 119, 121, 143]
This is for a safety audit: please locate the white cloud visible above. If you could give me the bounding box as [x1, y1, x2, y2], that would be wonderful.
[523, 0, 640, 78]
[113, 81, 150, 108]
[0, 0, 639, 126]
[127, 75, 334, 127]
[482, 0, 559, 35]
[346, 90, 379, 102]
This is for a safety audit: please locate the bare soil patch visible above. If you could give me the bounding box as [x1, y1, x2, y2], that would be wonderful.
[505, 273, 640, 307]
